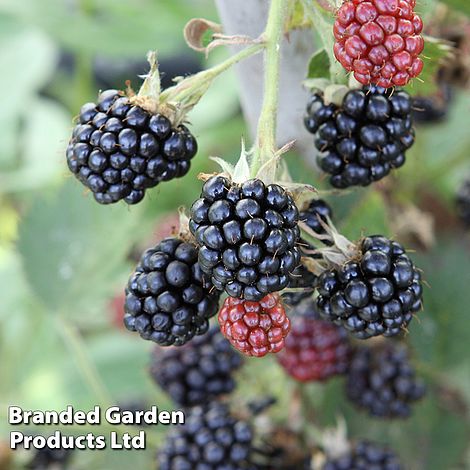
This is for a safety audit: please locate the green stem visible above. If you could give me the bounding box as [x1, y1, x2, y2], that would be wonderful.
[56, 316, 113, 407]
[251, 0, 289, 177]
[160, 43, 264, 105]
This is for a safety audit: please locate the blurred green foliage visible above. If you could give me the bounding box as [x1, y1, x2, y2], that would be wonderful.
[0, 0, 469, 469]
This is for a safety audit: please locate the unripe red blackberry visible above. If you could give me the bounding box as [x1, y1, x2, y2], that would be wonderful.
[316, 235, 423, 338]
[456, 176, 470, 227]
[323, 440, 402, 469]
[123, 237, 220, 346]
[149, 326, 243, 406]
[157, 403, 256, 470]
[277, 300, 351, 382]
[189, 176, 301, 301]
[305, 86, 414, 189]
[66, 89, 197, 205]
[333, 0, 424, 87]
[218, 293, 291, 357]
[346, 342, 426, 418]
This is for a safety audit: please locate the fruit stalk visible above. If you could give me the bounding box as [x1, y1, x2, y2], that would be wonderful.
[252, 0, 289, 177]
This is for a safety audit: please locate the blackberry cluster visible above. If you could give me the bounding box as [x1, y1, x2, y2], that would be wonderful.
[316, 235, 423, 338]
[323, 440, 402, 470]
[150, 326, 243, 406]
[218, 293, 291, 357]
[190, 176, 301, 301]
[281, 263, 317, 307]
[277, 299, 350, 382]
[27, 445, 71, 469]
[456, 177, 470, 227]
[305, 86, 415, 189]
[123, 237, 220, 346]
[157, 403, 255, 470]
[346, 343, 426, 418]
[333, 0, 424, 87]
[66, 89, 197, 204]
[300, 199, 333, 235]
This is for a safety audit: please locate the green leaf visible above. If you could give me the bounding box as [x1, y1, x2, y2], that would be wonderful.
[16, 181, 145, 316]
[404, 36, 453, 96]
[306, 48, 331, 79]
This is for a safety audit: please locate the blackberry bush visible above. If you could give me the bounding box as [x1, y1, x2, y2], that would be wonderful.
[323, 440, 402, 470]
[218, 293, 291, 357]
[346, 342, 426, 418]
[333, 0, 424, 87]
[66, 89, 197, 204]
[456, 176, 470, 227]
[123, 237, 220, 346]
[149, 326, 243, 406]
[157, 402, 255, 470]
[305, 86, 415, 189]
[189, 176, 301, 301]
[316, 235, 423, 338]
[277, 299, 351, 382]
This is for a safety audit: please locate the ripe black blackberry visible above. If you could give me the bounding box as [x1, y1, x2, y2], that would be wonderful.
[412, 83, 452, 124]
[26, 445, 71, 469]
[282, 263, 317, 307]
[189, 176, 301, 301]
[323, 440, 402, 470]
[300, 199, 333, 235]
[346, 343, 426, 419]
[123, 237, 220, 346]
[157, 402, 256, 470]
[304, 86, 415, 188]
[456, 176, 470, 227]
[150, 326, 243, 406]
[316, 235, 423, 338]
[66, 89, 197, 204]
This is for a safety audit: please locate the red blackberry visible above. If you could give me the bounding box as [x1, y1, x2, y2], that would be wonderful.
[323, 440, 402, 469]
[333, 0, 424, 87]
[157, 402, 256, 470]
[346, 342, 426, 418]
[123, 237, 220, 346]
[456, 176, 470, 227]
[305, 86, 414, 188]
[277, 299, 351, 382]
[149, 326, 243, 406]
[218, 293, 291, 357]
[316, 235, 423, 338]
[189, 176, 301, 301]
[66, 89, 197, 205]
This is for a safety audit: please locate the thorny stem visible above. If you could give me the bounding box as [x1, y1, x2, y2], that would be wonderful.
[251, 0, 289, 177]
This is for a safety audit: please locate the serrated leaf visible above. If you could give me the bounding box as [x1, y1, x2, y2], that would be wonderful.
[405, 36, 454, 96]
[307, 48, 331, 80]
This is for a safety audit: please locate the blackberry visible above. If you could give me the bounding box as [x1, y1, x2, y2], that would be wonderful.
[412, 83, 452, 124]
[66, 89, 197, 204]
[456, 176, 470, 227]
[305, 86, 415, 188]
[346, 343, 426, 418]
[26, 444, 71, 469]
[277, 299, 350, 382]
[157, 402, 256, 470]
[300, 199, 333, 235]
[282, 263, 317, 307]
[150, 326, 243, 406]
[189, 176, 301, 301]
[334, 0, 424, 87]
[218, 293, 291, 357]
[316, 235, 423, 338]
[123, 237, 220, 346]
[323, 440, 402, 470]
